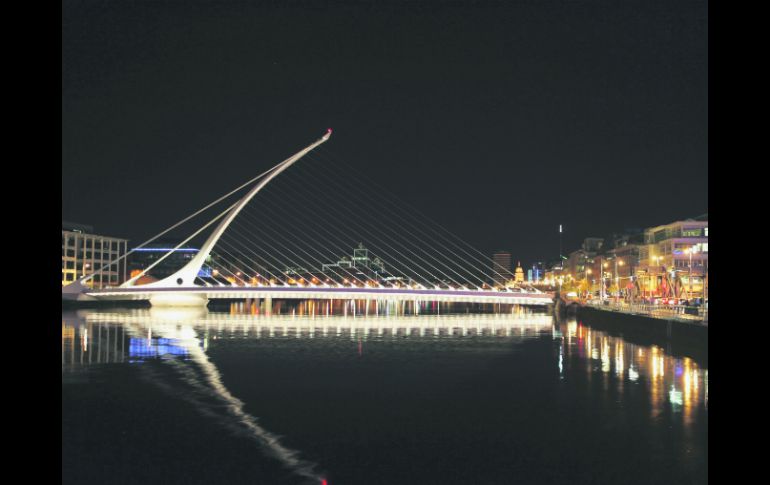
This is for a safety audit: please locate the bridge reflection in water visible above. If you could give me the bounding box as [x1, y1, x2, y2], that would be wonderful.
[62, 309, 707, 421]
[62, 307, 553, 369]
[62, 308, 553, 484]
[62, 308, 707, 484]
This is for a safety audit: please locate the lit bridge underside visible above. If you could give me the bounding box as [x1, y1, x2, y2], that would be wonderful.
[85, 286, 554, 306]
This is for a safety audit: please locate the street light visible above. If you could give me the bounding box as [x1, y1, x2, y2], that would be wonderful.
[685, 247, 694, 300]
[651, 255, 663, 298]
[614, 258, 624, 300]
[600, 258, 609, 300]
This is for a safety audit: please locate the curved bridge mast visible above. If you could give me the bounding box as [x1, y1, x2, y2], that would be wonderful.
[127, 129, 332, 292]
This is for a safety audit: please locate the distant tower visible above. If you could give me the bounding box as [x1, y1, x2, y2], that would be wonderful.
[514, 261, 525, 283]
[492, 251, 512, 287]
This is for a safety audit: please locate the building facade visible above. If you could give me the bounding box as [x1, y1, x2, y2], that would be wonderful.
[636, 216, 708, 299]
[514, 261, 524, 283]
[491, 251, 512, 287]
[62, 221, 128, 289]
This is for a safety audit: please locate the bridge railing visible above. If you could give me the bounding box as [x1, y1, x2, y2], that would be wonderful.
[584, 299, 707, 323]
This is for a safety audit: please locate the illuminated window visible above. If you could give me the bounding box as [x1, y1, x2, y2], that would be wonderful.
[704, 227, 708, 237]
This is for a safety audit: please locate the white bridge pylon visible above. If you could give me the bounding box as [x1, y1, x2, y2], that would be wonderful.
[124, 128, 332, 291]
[70, 129, 553, 307]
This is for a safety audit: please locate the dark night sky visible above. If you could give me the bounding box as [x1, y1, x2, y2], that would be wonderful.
[62, 0, 707, 266]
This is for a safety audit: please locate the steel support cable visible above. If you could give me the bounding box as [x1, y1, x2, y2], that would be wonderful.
[285, 161, 479, 289]
[297, 156, 491, 288]
[264, 162, 458, 289]
[272, 184, 457, 289]
[242, 203, 422, 289]
[230, 208, 374, 288]
[315, 148, 519, 283]
[216, 232, 297, 286]
[80, 161, 289, 285]
[122, 200, 240, 286]
[232, 188, 403, 288]
[205, 244, 266, 286]
[205, 249, 251, 286]
[224, 157, 422, 286]
[255, 173, 450, 289]
[307, 151, 515, 285]
[239, 205, 413, 289]
[218, 222, 356, 288]
[253, 190, 414, 286]
[242, 169, 424, 287]
[217, 216, 338, 286]
[318, 149, 513, 277]
[222, 217, 359, 288]
[277, 169, 471, 289]
[296, 161, 491, 290]
[213, 219, 306, 286]
[211, 236, 288, 285]
[217, 238, 288, 286]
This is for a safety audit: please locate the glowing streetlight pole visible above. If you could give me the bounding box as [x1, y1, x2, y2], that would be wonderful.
[614, 258, 624, 301]
[650, 255, 662, 299]
[601, 259, 609, 300]
[686, 247, 694, 300]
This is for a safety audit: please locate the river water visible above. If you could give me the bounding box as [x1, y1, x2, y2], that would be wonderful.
[62, 305, 707, 485]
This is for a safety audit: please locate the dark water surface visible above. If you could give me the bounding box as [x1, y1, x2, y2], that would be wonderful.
[62, 308, 707, 485]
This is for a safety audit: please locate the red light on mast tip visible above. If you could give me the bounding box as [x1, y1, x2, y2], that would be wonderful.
[327, 128, 333, 133]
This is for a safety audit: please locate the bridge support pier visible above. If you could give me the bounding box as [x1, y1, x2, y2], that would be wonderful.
[149, 292, 208, 307]
[264, 297, 272, 316]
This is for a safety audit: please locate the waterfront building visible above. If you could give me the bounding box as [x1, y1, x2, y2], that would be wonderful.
[565, 238, 603, 281]
[582, 237, 604, 253]
[528, 261, 546, 283]
[636, 215, 708, 299]
[605, 231, 643, 296]
[560, 238, 604, 296]
[491, 251, 512, 287]
[514, 261, 524, 283]
[62, 221, 128, 289]
[544, 259, 567, 286]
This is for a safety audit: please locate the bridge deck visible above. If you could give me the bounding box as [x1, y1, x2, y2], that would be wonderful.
[87, 286, 555, 305]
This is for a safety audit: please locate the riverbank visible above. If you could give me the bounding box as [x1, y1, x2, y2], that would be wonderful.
[556, 297, 708, 364]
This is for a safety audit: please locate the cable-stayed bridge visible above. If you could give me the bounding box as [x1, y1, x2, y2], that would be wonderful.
[63, 130, 554, 307]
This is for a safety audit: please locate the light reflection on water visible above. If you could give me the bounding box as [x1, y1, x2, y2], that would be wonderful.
[61, 308, 554, 371]
[63, 309, 708, 426]
[62, 307, 707, 484]
[562, 319, 708, 426]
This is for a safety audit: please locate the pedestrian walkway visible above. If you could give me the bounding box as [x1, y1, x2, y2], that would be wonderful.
[583, 299, 708, 326]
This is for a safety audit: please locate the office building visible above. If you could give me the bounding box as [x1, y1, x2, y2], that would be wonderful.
[491, 251, 512, 287]
[62, 221, 128, 289]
